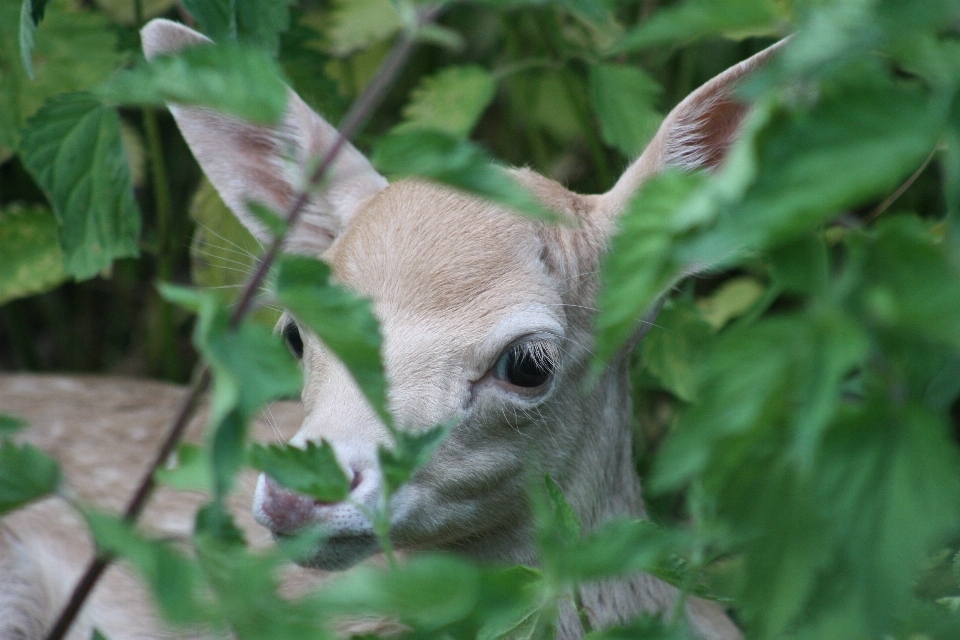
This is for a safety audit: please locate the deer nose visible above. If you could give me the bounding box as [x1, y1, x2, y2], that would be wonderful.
[254, 466, 368, 535]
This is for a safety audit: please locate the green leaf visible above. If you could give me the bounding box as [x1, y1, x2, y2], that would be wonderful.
[0, 204, 66, 305]
[594, 170, 706, 370]
[0, 415, 27, 436]
[615, 0, 785, 51]
[98, 43, 289, 125]
[379, 423, 453, 497]
[184, 0, 296, 55]
[154, 443, 213, 491]
[394, 65, 497, 139]
[249, 441, 350, 503]
[695, 276, 765, 330]
[327, 0, 401, 56]
[542, 474, 581, 544]
[1, 0, 121, 157]
[642, 300, 714, 402]
[373, 130, 559, 221]
[274, 255, 390, 425]
[587, 63, 662, 157]
[19, 93, 141, 280]
[85, 511, 207, 623]
[19, 0, 37, 79]
[92, 630, 109, 640]
[0, 440, 60, 515]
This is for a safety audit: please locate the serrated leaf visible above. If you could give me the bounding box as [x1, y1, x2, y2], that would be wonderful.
[0, 205, 66, 305]
[1, 0, 121, 156]
[19, 92, 141, 280]
[588, 63, 662, 156]
[274, 255, 389, 425]
[0, 440, 60, 514]
[327, 0, 401, 56]
[543, 474, 581, 544]
[0, 415, 27, 436]
[642, 300, 714, 402]
[394, 65, 497, 139]
[373, 130, 559, 221]
[182, 0, 296, 54]
[98, 43, 289, 124]
[249, 441, 350, 503]
[379, 423, 453, 496]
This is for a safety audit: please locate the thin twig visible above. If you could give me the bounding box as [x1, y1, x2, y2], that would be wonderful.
[864, 147, 938, 225]
[43, 7, 437, 639]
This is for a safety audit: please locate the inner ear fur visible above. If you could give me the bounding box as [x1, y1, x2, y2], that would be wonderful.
[140, 19, 387, 256]
[600, 39, 788, 219]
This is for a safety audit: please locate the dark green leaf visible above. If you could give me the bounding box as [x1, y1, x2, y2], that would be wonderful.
[98, 44, 289, 124]
[642, 300, 714, 402]
[19, 93, 141, 280]
[249, 441, 350, 503]
[0, 415, 27, 436]
[0, 205, 66, 304]
[373, 130, 560, 221]
[379, 423, 453, 496]
[588, 63, 662, 157]
[0, 440, 59, 514]
[274, 255, 389, 424]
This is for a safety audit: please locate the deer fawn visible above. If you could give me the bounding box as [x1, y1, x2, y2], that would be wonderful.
[0, 18, 786, 640]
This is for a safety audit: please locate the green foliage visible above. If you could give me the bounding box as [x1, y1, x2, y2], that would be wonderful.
[4, 0, 960, 639]
[249, 441, 350, 503]
[0, 438, 60, 514]
[99, 44, 289, 124]
[19, 92, 141, 280]
[274, 255, 389, 425]
[0, 414, 26, 435]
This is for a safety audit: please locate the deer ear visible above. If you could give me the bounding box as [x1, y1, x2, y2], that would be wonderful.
[600, 39, 787, 217]
[140, 19, 387, 255]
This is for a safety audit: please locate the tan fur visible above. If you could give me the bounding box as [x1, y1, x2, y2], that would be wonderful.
[0, 19, 788, 640]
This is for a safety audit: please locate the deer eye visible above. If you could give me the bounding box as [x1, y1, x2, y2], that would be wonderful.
[283, 321, 304, 359]
[494, 341, 558, 389]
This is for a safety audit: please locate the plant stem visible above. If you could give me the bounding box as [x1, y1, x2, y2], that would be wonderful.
[43, 8, 438, 639]
[864, 146, 937, 225]
[143, 106, 180, 380]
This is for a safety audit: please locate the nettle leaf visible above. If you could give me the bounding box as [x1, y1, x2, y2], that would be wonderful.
[1, 0, 120, 158]
[594, 170, 706, 370]
[0, 205, 66, 305]
[0, 440, 60, 514]
[616, 0, 785, 51]
[19, 93, 141, 280]
[0, 414, 27, 436]
[274, 255, 389, 425]
[86, 511, 207, 624]
[695, 276, 765, 330]
[394, 65, 497, 139]
[182, 0, 296, 55]
[373, 130, 558, 221]
[327, 0, 401, 56]
[683, 79, 944, 260]
[249, 441, 350, 503]
[98, 44, 289, 125]
[587, 63, 662, 157]
[379, 423, 452, 497]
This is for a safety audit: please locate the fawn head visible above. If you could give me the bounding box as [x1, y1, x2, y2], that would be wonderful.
[142, 19, 781, 570]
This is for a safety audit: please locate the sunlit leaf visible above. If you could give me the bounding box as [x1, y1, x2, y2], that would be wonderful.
[19, 93, 141, 280]
[154, 443, 213, 492]
[0, 204, 66, 304]
[394, 65, 497, 139]
[327, 0, 401, 56]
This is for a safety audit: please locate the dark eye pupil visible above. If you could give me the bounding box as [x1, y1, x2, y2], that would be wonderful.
[283, 322, 304, 359]
[506, 348, 552, 388]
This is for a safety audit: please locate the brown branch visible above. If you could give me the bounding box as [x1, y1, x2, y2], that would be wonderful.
[43, 8, 439, 639]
